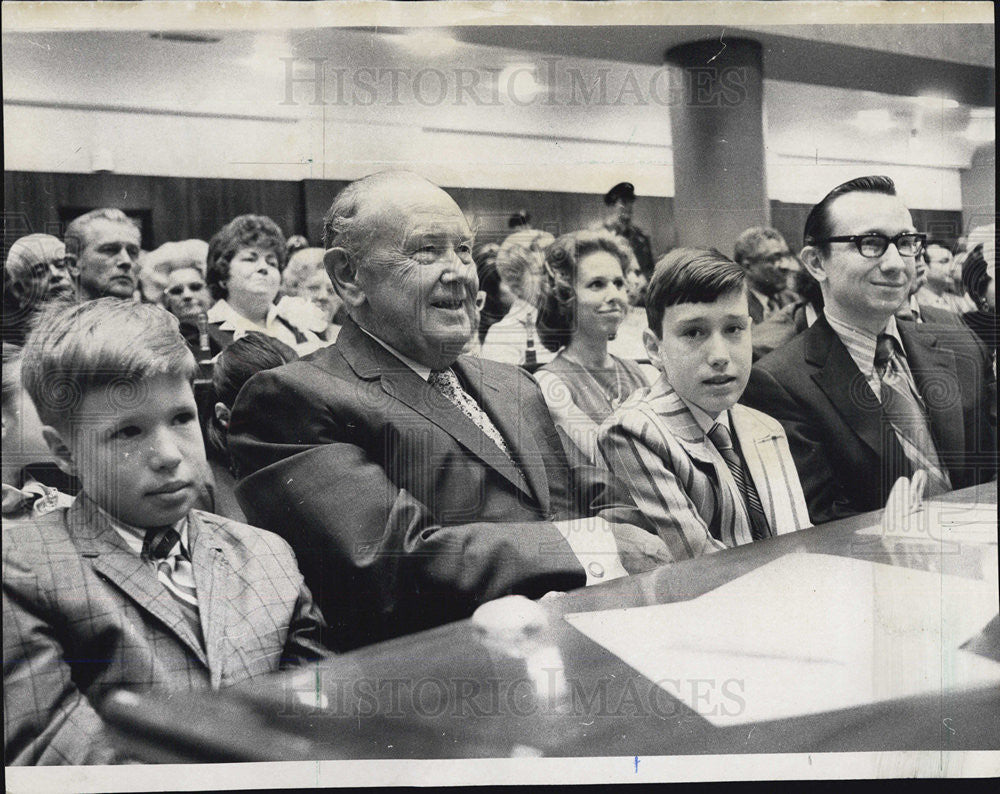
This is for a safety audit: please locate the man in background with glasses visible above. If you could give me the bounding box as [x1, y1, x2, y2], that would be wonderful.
[743, 175, 996, 524]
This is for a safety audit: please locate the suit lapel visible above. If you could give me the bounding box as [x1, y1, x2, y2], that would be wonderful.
[188, 513, 228, 689]
[338, 319, 534, 499]
[455, 356, 546, 505]
[808, 318, 886, 457]
[70, 499, 208, 666]
[898, 322, 965, 462]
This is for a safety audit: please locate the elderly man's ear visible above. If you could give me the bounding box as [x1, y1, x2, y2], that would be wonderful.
[324, 248, 366, 310]
[63, 253, 80, 280]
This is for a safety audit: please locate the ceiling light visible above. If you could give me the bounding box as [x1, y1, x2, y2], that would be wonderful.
[963, 119, 996, 142]
[394, 29, 458, 55]
[499, 63, 545, 102]
[911, 94, 960, 110]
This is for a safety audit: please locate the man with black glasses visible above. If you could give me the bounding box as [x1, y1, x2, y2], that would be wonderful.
[743, 175, 996, 524]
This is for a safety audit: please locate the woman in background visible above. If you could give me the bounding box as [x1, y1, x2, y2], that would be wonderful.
[534, 230, 648, 465]
[205, 215, 324, 355]
[279, 246, 343, 344]
[478, 229, 555, 367]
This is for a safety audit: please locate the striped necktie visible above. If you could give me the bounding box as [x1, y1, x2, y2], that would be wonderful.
[143, 525, 203, 643]
[874, 334, 951, 496]
[708, 422, 771, 541]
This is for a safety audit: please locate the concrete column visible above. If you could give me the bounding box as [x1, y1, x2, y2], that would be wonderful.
[665, 38, 769, 254]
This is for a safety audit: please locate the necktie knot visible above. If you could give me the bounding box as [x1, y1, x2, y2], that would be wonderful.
[874, 333, 896, 374]
[143, 526, 181, 561]
[708, 422, 734, 452]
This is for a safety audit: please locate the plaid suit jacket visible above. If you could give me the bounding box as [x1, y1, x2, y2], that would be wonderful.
[597, 378, 811, 562]
[3, 498, 328, 766]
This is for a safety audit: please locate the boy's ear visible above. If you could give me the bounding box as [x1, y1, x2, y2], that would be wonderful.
[325, 248, 366, 310]
[41, 426, 76, 477]
[214, 402, 231, 429]
[799, 245, 827, 284]
[642, 328, 663, 371]
[64, 254, 80, 279]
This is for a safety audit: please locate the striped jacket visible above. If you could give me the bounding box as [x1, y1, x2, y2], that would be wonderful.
[597, 378, 811, 562]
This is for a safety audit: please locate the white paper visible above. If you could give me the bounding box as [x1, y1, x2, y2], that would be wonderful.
[564, 553, 1000, 726]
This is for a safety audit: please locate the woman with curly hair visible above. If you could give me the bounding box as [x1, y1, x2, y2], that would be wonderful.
[534, 229, 649, 464]
[205, 214, 324, 355]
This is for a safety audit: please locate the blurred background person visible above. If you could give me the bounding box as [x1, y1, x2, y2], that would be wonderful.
[2, 343, 75, 516]
[960, 229, 996, 360]
[608, 251, 652, 362]
[733, 226, 797, 324]
[751, 267, 825, 360]
[534, 230, 648, 464]
[205, 214, 324, 355]
[479, 228, 555, 367]
[600, 181, 654, 280]
[63, 208, 141, 302]
[2, 234, 74, 345]
[914, 239, 972, 314]
[205, 332, 299, 522]
[508, 210, 532, 231]
[278, 246, 343, 344]
[285, 233, 310, 260]
[472, 242, 514, 346]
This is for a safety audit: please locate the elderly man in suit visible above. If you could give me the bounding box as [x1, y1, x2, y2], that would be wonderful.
[743, 175, 996, 524]
[229, 171, 658, 651]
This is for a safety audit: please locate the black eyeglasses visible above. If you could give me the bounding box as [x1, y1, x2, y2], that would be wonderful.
[166, 281, 205, 296]
[810, 232, 926, 258]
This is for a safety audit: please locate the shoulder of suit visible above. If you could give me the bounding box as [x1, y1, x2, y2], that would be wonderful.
[752, 321, 818, 373]
[599, 385, 660, 436]
[732, 403, 786, 437]
[190, 509, 295, 556]
[2, 508, 78, 575]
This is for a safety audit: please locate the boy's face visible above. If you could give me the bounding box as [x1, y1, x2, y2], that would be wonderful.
[643, 288, 753, 418]
[45, 373, 209, 528]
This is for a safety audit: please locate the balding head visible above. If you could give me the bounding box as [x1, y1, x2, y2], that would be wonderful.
[4, 233, 73, 310]
[321, 171, 478, 369]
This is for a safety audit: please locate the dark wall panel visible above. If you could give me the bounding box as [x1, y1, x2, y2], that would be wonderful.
[5, 172, 960, 264]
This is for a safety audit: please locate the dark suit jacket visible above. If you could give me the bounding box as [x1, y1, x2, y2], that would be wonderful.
[228, 318, 597, 651]
[3, 498, 327, 766]
[742, 315, 997, 524]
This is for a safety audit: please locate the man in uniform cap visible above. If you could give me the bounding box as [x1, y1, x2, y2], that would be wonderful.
[602, 182, 655, 279]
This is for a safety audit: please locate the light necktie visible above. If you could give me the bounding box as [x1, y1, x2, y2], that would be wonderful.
[708, 422, 771, 541]
[873, 334, 951, 496]
[143, 525, 203, 642]
[427, 368, 516, 465]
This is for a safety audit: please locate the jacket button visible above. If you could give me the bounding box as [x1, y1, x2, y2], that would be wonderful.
[587, 562, 605, 579]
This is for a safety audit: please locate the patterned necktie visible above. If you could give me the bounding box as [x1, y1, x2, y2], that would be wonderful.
[873, 334, 951, 496]
[427, 368, 516, 464]
[708, 422, 771, 541]
[143, 525, 202, 642]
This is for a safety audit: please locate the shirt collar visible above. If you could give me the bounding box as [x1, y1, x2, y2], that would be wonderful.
[98, 505, 190, 558]
[656, 375, 731, 437]
[825, 309, 903, 380]
[749, 288, 772, 310]
[359, 326, 432, 381]
[206, 299, 280, 335]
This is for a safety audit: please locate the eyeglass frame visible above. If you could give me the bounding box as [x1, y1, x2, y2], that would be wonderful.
[807, 232, 927, 259]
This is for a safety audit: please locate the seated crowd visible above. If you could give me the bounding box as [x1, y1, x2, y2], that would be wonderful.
[2, 172, 996, 764]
